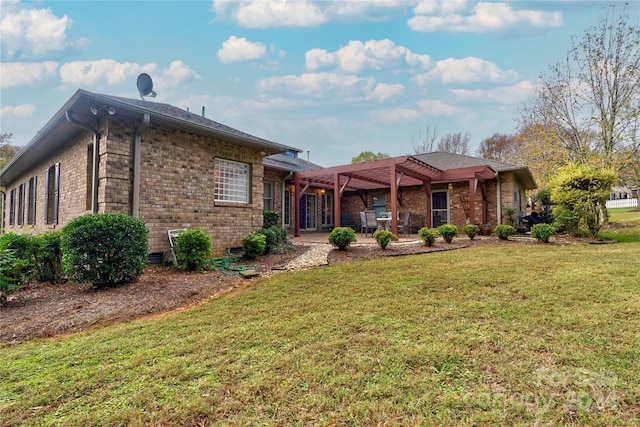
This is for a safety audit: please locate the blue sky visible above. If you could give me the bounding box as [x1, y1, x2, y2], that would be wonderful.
[1, 1, 638, 167]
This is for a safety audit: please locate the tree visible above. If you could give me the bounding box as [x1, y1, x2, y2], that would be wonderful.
[411, 125, 439, 154]
[519, 8, 639, 221]
[476, 133, 520, 163]
[0, 133, 19, 170]
[351, 151, 390, 163]
[550, 163, 616, 238]
[437, 132, 471, 155]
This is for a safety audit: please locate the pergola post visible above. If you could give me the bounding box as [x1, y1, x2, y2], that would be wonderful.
[293, 177, 300, 237]
[424, 181, 432, 228]
[468, 178, 476, 225]
[389, 166, 398, 234]
[333, 173, 341, 228]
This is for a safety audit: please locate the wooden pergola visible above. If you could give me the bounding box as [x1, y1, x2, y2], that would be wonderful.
[292, 155, 496, 237]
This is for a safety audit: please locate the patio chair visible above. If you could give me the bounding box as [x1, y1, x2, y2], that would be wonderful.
[397, 211, 411, 237]
[360, 211, 377, 236]
[364, 210, 378, 236]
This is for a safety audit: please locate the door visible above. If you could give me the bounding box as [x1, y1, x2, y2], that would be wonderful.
[299, 194, 317, 230]
[432, 190, 449, 227]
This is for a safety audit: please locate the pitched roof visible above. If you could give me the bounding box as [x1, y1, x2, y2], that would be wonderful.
[414, 152, 537, 189]
[263, 153, 321, 173]
[1, 89, 299, 186]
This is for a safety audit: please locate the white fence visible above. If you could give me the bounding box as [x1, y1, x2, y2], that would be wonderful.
[606, 198, 638, 209]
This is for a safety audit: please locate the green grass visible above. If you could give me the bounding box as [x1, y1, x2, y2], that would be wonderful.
[1, 210, 639, 426]
[600, 207, 640, 242]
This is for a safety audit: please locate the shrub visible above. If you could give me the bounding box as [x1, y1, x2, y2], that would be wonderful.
[33, 232, 64, 284]
[531, 223, 556, 243]
[0, 250, 22, 306]
[494, 224, 517, 240]
[462, 224, 481, 240]
[328, 227, 357, 250]
[61, 213, 149, 288]
[0, 232, 38, 284]
[242, 231, 267, 259]
[373, 229, 398, 250]
[437, 224, 458, 243]
[418, 227, 438, 246]
[263, 210, 280, 228]
[258, 227, 278, 254]
[174, 228, 212, 272]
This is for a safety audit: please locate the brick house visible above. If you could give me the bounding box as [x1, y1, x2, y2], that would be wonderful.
[0, 89, 306, 259]
[291, 152, 536, 236]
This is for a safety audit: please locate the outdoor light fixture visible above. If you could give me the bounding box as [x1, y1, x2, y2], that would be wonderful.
[448, 183, 454, 192]
[90, 105, 116, 116]
[107, 106, 116, 115]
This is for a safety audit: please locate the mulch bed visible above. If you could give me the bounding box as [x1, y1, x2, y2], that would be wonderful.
[0, 235, 592, 344]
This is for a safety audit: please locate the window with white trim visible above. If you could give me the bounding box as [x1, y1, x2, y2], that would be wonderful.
[214, 158, 250, 203]
[283, 188, 291, 226]
[321, 193, 333, 226]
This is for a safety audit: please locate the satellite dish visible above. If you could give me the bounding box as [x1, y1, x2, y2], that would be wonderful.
[137, 73, 157, 99]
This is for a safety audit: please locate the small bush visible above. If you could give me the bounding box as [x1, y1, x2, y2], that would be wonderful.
[418, 227, 438, 246]
[373, 229, 398, 250]
[174, 228, 212, 271]
[61, 213, 149, 288]
[328, 227, 357, 250]
[437, 224, 458, 243]
[258, 227, 278, 254]
[0, 232, 38, 284]
[531, 223, 556, 243]
[263, 210, 280, 228]
[0, 250, 23, 305]
[242, 231, 267, 259]
[462, 224, 481, 240]
[33, 232, 64, 284]
[494, 224, 517, 240]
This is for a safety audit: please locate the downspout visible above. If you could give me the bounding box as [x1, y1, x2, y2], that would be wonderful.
[133, 114, 150, 217]
[0, 190, 5, 232]
[496, 173, 502, 225]
[65, 110, 99, 213]
[282, 171, 293, 227]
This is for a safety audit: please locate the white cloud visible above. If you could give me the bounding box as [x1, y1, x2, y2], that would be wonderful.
[0, 61, 58, 89]
[369, 83, 405, 103]
[0, 104, 36, 119]
[0, 6, 87, 60]
[217, 36, 267, 63]
[212, 0, 409, 28]
[408, 2, 563, 33]
[452, 80, 535, 103]
[306, 39, 431, 73]
[59, 59, 199, 89]
[258, 72, 375, 99]
[413, 57, 518, 85]
[369, 106, 422, 123]
[417, 99, 460, 116]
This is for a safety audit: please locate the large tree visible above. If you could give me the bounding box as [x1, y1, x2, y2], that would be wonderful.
[476, 133, 520, 163]
[411, 126, 471, 155]
[519, 8, 640, 219]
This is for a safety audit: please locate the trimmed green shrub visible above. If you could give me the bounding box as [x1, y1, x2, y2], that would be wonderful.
[61, 213, 149, 288]
[418, 227, 438, 246]
[531, 223, 556, 243]
[174, 228, 212, 272]
[242, 231, 267, 259]
[437, 224, 458, 243]
[373, 229, 398, 250]
[33, 231, 64, 284]
[328, 227, 357, 250]
[258, 227, 278, 254]
[270, 225, 288, 245]
[263, 210, 280, 228]
[462, 224, 481, 240]
[494, 224, 517, 240]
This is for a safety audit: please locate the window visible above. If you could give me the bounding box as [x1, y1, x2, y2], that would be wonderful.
[214, 159, 250, 203]
[321, 193, 333, 226]
[17, 183, 25, 226]
[44, 163, 60, 225]
[86, 144, 94, 211]
[283, 188, 291, 226]
[263, 181, 274, 211]
[9, 189, 15, 226]
[27, 176, 37, 225]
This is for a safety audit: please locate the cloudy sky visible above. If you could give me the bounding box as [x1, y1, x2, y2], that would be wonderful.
[1, 0, 638, 167]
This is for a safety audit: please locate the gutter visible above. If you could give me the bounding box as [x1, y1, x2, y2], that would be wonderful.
[65, 110, 100, 213]
[132, 113, 150, 217]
